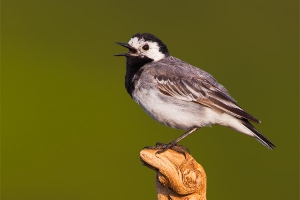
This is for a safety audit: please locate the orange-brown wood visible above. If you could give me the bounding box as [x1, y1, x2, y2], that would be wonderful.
[140, 146, 207, 200]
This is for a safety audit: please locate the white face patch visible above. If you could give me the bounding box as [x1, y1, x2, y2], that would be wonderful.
[128, 37, 165, 61]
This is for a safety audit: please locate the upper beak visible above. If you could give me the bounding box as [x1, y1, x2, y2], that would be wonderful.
[114, 42, 136, 56]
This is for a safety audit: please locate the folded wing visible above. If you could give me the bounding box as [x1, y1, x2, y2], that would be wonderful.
[155, 75, 260, 123]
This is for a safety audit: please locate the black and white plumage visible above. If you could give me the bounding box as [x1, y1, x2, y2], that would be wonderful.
[115, 33, 275, 151]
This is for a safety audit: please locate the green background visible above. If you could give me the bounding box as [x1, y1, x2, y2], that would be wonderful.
[1, 0, 299, 199]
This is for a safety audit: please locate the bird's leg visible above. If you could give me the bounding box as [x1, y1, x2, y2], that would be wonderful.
[156, 127, 199, 154]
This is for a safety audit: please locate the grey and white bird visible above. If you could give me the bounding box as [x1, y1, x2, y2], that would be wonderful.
[115, 33, 275, 152]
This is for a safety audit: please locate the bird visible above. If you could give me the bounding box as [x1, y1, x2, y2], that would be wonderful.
[115, 32, 275, 152]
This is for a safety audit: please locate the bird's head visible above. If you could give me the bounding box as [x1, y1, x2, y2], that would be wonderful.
[115, 33, 170, 62]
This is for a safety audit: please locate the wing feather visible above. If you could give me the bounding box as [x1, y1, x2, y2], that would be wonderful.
[155, 75, 260, 123]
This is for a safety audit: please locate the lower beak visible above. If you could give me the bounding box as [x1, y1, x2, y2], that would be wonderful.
[114, 42, 136, 56]
[114, 52, 128, 56]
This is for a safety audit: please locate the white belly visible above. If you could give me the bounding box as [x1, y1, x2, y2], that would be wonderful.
[132, 87, 254, 137]
[132, 87, 215, 130]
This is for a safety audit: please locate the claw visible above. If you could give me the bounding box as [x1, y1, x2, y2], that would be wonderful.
[144, 142, 190, 157]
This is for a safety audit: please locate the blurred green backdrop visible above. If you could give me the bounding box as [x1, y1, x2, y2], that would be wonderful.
[1, 0, 299, 199]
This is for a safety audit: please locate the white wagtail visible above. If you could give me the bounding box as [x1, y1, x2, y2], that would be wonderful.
[115, 33, 275, 152]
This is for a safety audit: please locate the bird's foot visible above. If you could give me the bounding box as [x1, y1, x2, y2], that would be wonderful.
[144, 142, 190, 156]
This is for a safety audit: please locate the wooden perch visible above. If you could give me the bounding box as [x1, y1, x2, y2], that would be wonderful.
[140, 146, 207, 200]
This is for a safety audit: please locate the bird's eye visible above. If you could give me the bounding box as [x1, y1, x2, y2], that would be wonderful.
[142, 44, 149, 50]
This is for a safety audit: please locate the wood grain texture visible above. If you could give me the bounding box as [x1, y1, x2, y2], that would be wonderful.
[140, 146, 207, 200]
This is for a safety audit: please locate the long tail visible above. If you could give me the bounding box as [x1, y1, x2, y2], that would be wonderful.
[242, 120, 276, 149]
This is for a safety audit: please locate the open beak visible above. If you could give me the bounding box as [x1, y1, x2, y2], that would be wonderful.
[114, 42, 136, 56]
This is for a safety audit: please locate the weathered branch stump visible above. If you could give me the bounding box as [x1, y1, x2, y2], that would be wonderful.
[140, 146, 207, 200]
